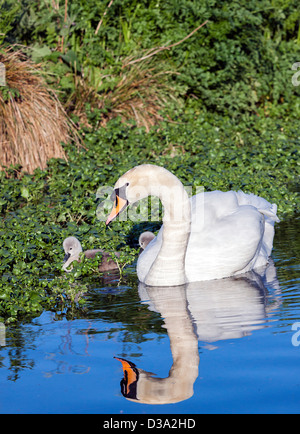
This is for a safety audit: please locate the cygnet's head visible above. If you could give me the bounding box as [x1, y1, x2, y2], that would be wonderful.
[139, 231, 155, 250]
[62, 237, 83, 272]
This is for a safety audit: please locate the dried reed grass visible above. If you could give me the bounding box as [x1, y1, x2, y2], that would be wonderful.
[69, 20, 208, 130]
[0, 47, 80, 174]
[70, 56, 184, 132]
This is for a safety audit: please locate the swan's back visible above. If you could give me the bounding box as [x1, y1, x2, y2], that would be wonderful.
[137, 190, 279, 283]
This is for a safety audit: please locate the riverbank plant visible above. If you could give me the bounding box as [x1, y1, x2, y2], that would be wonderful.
[0, 112, 299, 323]
[0, 0, 299, 323]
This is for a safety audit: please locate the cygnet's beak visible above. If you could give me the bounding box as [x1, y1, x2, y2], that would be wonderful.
[63, 252, 71, 263]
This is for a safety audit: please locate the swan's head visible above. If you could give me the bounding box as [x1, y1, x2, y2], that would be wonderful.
[115, 354, 197, 404]
[139, 231, 155, 250]
[106, 165, 152, 225]
[106, 165, 182, 225]
[62, 236, 83, 272]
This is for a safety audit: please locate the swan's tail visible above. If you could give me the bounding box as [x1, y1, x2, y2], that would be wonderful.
[236, 190, 280, 223]
[236, 190, 279, 259]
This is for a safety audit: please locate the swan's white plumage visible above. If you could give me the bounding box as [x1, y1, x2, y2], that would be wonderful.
[137, 189, 279, 283]
[108, 164, 279, 285]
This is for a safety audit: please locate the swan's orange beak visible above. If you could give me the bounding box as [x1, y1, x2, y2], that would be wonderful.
[106, 195, 128, 225]
[115, 357, 139, 398]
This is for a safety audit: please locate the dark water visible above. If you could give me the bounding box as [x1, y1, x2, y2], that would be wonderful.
[0, 217, 299, 414]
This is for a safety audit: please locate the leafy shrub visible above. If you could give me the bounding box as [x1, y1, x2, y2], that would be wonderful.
[0, 0, 21, 44]
[3, 0, 300, 119]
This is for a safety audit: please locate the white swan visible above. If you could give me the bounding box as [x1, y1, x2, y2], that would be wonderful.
[106, 164, 279, 286]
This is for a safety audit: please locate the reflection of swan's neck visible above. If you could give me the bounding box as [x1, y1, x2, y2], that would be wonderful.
[132, 285, 199, 404]
[165, 302, 199, 386]
[144, 168, 191, 286]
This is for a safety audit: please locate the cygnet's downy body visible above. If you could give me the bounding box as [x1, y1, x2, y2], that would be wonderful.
[62, 236, 120, 273]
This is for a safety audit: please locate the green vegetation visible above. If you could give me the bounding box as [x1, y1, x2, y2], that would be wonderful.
[0, 0, 299, 323]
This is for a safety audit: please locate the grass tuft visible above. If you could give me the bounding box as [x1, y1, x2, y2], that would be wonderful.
[68, 56, 186, 132]
[0, 47, 81, 174]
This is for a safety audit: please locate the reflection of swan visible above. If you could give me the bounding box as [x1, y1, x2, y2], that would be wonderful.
[106, 164, 279, 286]
[186, 274, 270, 342]
[116, 262, 280, 404]
[116, 285, 199, 404]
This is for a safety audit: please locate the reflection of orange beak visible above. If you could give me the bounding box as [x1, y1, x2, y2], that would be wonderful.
[115, 357, 139, 398]
[106, 195, 128, 225]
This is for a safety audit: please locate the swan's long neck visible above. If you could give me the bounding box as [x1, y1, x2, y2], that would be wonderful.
[142, 167, 191, 286]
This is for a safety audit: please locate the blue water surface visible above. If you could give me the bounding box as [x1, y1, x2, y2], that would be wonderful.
[0, 217, 299, 414]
